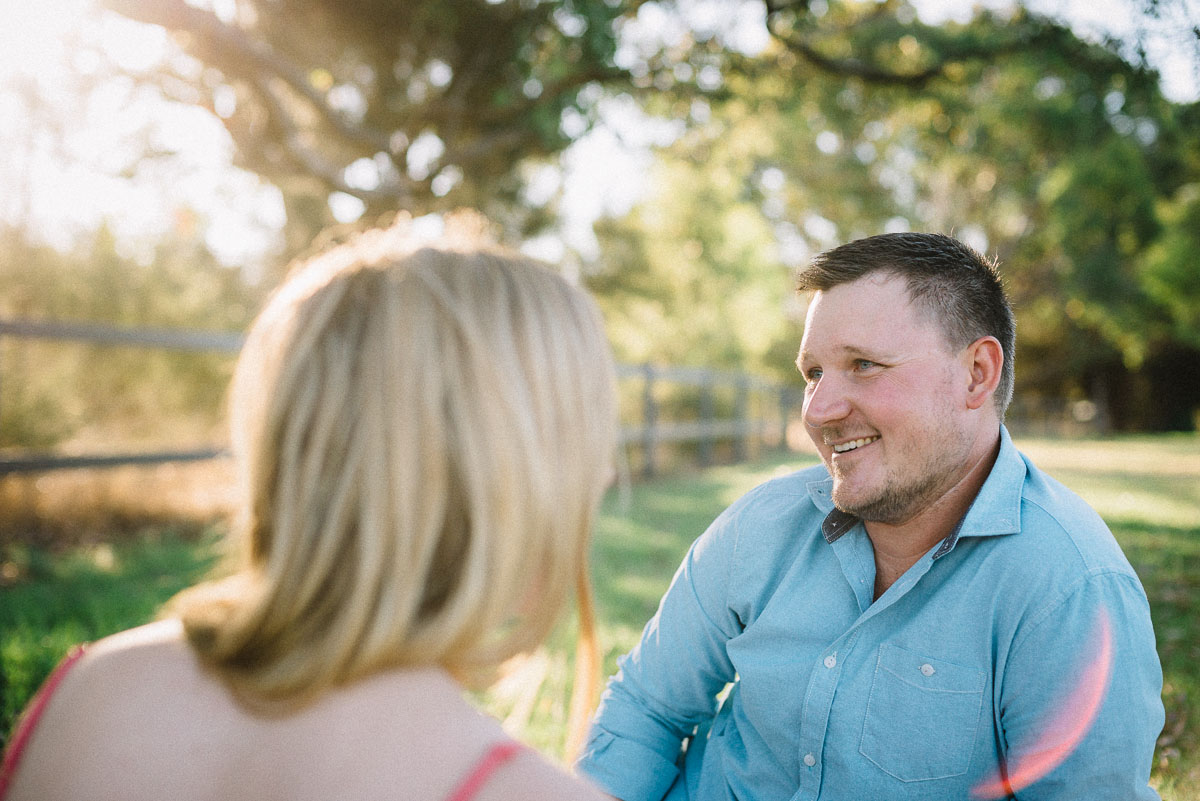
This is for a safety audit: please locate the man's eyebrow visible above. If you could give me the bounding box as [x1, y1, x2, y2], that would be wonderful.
[843, 345, 886, 360]
[817, 344, 890, 361]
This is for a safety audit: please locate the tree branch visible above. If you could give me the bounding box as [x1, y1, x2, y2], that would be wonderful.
[244, 74, 418, 206]
[104, 0, 396, 155]
[763, 4, 1043, 89]
[464, 65, 630, 126]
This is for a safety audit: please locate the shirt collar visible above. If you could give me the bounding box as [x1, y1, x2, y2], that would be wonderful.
[807, 425, 1026, 554]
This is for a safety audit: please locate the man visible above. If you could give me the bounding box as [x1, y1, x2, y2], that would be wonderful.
[576, 233, 1164, 800]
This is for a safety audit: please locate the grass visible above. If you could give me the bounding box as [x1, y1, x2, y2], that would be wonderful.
[1, 435, 1197, 797]
[0, 526, 222, 731]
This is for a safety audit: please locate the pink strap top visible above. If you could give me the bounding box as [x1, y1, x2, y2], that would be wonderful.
[0, 645, 88, 800]
[0, 647, 523, 801]
[443, 741, 524, 801]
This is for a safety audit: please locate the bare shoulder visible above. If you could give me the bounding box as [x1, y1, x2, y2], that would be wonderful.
[4, 619, 200, 800]
[32, 619, 188, 703]
[65, 619, 203, 699]
[92, 617, 185, 649]
[474, 747, 611, 801]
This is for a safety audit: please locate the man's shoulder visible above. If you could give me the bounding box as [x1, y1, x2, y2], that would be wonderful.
[697, 461, 835, 612]
[699, 460, 830, 555]
[724, 460, 830, 519]
[745, 460, 830, 498]
[1012, 453, 1138, 579]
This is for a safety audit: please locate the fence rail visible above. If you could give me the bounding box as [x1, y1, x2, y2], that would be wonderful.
[0, 449, 226, 475]
[0, 319, 244, 352]
[0, 318, 800, 478]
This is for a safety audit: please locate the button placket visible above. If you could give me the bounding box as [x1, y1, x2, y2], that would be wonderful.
[795, 633, 857, 797]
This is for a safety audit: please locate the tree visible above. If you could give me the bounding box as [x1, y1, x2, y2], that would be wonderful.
[99, 0, 1199, 256]
[101, 0, 633, 252]
[29, 0, 1199, 432]
[586, 4, 1200, 430]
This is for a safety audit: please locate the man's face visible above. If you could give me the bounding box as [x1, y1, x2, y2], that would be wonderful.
[797, 273, 977, 525]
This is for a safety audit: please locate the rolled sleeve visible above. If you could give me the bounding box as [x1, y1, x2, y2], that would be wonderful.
[576, 499, 747, 800]
[576, 729, 682, 801]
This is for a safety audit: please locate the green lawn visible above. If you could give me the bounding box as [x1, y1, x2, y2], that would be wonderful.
[1, 435, 1197, 797]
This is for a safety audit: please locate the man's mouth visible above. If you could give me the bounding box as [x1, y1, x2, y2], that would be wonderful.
[831, 436, 879, 454]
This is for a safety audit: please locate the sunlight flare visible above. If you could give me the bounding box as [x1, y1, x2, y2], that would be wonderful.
[972, 606, 1114, 798]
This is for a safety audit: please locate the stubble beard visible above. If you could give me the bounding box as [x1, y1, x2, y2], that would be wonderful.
[831, 463, 949, 525]
[828, 436, 972, 526]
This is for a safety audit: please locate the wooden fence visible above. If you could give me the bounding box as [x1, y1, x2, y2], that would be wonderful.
[0, 318, 801, 478]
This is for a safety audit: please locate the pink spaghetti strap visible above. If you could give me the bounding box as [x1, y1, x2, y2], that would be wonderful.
[443, 740, 524, 801]
[0, 645, 88, 799]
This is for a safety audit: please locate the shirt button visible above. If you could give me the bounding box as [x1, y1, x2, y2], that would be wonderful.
[920, 663, 936, 677]
[823, 655, 836, 669]
[803, 753, 817, 767]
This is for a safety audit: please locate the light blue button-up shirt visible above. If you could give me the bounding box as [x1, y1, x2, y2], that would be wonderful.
[577, 427, 1163, 800]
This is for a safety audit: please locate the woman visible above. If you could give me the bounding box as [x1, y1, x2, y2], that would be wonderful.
[1, 222, 617, 800]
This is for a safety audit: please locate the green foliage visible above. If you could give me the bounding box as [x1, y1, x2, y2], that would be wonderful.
[0, 526, 220, 739]
[1141, 185, 1200, 349]
[0, 225, 261, 449]
[587, 156, 801, 380]
[11, 0, 1195, 440]
[587, 5, 1200, 430]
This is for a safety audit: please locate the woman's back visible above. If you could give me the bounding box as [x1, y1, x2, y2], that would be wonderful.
[5, 621, 604, 801]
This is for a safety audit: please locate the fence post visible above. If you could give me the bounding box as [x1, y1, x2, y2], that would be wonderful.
[734, 375, 749, 462]
[779, 386, 794, 449]
[698, 370, 715, 467]
[641, 363, 657, 478]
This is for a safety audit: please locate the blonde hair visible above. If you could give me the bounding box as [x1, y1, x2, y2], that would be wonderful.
[170, 223, 617, 722]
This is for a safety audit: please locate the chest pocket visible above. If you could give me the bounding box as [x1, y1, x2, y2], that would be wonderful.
[859, 643, 986, 782]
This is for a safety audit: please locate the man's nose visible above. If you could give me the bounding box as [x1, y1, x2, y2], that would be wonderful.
[803, 375, 852, 429]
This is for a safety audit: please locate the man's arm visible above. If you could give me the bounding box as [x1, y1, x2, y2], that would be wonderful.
[993, 571, 1163, 800]
[575, 500, 748, 801]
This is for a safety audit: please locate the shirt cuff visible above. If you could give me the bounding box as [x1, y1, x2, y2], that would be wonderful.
[575, 730, 681, 801]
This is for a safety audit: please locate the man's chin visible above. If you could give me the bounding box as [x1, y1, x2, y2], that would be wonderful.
[831, 487, 872, 518]
[832, 487, 913, 525]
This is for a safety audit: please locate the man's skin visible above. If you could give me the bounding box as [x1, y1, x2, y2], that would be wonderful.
[796, 272, 1005, 598]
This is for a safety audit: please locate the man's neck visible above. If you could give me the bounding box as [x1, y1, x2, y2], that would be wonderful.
[867, 430, 1001, 599]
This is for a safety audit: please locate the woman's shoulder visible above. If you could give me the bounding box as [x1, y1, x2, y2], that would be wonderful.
[467, 744, 610, 801]
[92, 617, 185, 649]
[2, 619, 210, 800]
[314, 676, 607, 800]
[64, 619, 206, 702]
[10, 629, 609, 801]
[30, 619, 190, 706]
[83, 618, 188, 665]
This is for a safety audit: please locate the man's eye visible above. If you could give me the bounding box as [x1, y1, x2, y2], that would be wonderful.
[855, 360, 876, 370]
[804, 368, 822, 382]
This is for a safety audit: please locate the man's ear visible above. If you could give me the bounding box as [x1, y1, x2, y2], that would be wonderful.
[964, 336, 1003, 411]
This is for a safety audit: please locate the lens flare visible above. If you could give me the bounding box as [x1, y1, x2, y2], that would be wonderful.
[972, 606, 1113, 799]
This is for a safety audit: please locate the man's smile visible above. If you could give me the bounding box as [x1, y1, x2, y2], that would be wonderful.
[831, 436, 880, 454]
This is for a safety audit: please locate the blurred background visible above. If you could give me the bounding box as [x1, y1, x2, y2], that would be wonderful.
[4, 0, 1199, 455]
[1, 0, 1198, 793]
